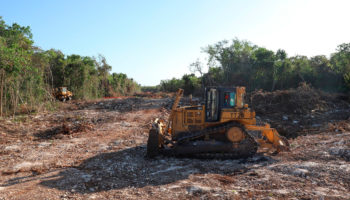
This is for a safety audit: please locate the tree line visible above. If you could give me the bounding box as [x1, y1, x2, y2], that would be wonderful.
[159, 39, 350, 95]
[0, 17, 140, 116]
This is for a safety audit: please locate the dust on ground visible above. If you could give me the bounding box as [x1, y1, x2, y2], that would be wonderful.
[0, 88, 350, 200]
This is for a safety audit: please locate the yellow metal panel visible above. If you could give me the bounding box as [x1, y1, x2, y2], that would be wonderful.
[184, 110, 203, 125]
[236, 87, 245, 108]
[221, 111, 240, 120]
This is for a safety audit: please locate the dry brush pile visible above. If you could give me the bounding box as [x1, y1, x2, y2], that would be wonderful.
[249, 83, 350, 138]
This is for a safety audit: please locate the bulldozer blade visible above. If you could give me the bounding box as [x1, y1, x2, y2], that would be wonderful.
[246, 124, 290, 152]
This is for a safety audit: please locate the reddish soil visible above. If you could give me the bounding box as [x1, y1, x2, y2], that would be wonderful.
[0, 92, 349, 199]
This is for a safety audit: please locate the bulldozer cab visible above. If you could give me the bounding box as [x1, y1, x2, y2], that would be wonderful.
[205, 87, 241, 122]
[58, 87, 67, 93]
[53, 86, 72, 101]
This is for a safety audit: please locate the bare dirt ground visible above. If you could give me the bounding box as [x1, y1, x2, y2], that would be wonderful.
[0, 91, 350, 199]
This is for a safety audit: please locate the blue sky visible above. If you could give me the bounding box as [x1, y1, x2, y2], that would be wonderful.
[1, 0, 349, 86]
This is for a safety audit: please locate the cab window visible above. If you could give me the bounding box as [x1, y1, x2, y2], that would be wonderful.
[223, 92, 235, 107]
[206, 89, 219, 121]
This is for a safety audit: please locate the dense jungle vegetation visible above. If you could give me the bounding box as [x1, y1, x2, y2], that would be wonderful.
[159, 39, 350, 96]
[1, 16, 349, 116]
[0, 17, 140, 116]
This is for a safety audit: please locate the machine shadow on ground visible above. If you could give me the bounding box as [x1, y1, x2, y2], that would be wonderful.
[37, 145, 277, 194]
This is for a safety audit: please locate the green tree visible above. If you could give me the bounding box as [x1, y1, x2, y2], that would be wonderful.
[274, 49, 292, 90]
[46, 49, 66, 88]
[182, 74, 200, 95]
[0, 17, 34, 116]
[204, 39, 257, 88]
[309, 55, 341, 91]
[96, 55, 112, 96]
[251, 47, 276, 90]
[331, 43, 350, 89]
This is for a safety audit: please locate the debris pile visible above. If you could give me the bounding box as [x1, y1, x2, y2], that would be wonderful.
[75, 97, 173, 112]
[34, 121, 94, 140]
[328, 118, 350, 133]
[249, 84, 350, 138]
[250, 83, 348, 115]
[133, 92, 171, 99]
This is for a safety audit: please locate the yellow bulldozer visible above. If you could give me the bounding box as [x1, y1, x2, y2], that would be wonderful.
[147, 87, 289, 158]
[53, 87, 73, 102]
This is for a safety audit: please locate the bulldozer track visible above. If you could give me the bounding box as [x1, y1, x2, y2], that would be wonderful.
[164, 122, 258, 159]
[174, 121, 237, 143]
[194, 134, 258, 159]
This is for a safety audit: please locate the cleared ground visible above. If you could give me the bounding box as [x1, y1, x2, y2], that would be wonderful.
[0, 94, 350, 199]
